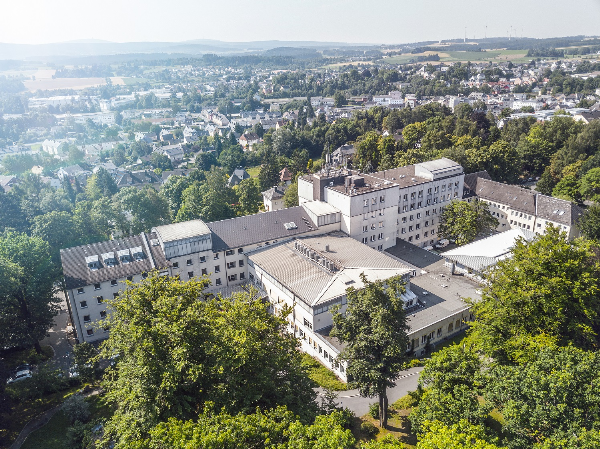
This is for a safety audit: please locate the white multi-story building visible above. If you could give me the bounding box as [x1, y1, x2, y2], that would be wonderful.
[298, 158, 465, 250]
[463, 172, 584, 240]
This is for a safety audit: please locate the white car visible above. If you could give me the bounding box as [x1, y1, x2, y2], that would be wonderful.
[7, 369, 32, 384]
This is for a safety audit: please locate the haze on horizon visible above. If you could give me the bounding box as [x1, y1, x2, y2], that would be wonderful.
[2, 0, 600, 46]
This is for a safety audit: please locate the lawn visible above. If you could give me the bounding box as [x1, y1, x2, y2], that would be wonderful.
[301, 353, 348, 391]
[20, 394, 112, 449]
[246, 165, 261, 178]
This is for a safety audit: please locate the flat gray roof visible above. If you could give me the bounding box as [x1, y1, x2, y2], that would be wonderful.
[153, 220, 211, 243]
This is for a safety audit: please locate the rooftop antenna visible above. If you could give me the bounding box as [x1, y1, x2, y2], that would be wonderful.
[464, 27, 467, 43]
[485, 25, 487, 39]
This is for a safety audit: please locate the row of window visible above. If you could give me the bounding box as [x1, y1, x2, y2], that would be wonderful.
[361, 233, 385, 244]
[363, 196, 386, 206]
[402, 182, 460, 202]
[401, 193, 458, 211]
[362, 222, 385, 232]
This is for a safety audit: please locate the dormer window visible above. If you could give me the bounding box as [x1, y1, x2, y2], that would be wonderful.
[132, 246, 145, 261]
[118, 249, 133, 264]
[102, 252, 117, 267]
[85, 255, 100, 270]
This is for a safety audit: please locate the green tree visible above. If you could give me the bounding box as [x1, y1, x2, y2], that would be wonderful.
[145, 407, 354, 449]
[331, 274, 410, 428]
[85, 167, 119, 201]
[283, 181, 299, 208]
[417, 420, 505, 449]
[0, 190, 28, 233]
[114, 186, 171, 235]
[468, 226, 600, 362]
[466, 140, 521, 183]
[334, 92, 347, 108]
[485, 346, 600, 448]
[552, 174, 582, 203]
[100, 274, 317, 444]
[72, 342, 99, 383]
[580, 167, 600, 202]
[31, 211, 78, 265]
[438, 200, 498, 246]
[0, 232, 59, 353]
[578, 204, 600, 242]
[160, 175, 191, 215]
[151, 153, 173, 171]
[235, 178, 262, 216]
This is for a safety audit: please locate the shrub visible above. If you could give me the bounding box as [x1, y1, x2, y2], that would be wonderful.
[369, 402, 379, 419]
[361, 421, 379, 437]
[62, 394, 90, 424]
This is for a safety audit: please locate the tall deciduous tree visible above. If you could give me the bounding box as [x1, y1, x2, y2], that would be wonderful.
[100, 274, 317, 444]
[438, 200, 498, 246]
[114, 186, 171, 235]
[468, 226, 600, 362]
[85, 167, 118, 201]
[0, 232, 59, 353]
[331, 274, 409, 428]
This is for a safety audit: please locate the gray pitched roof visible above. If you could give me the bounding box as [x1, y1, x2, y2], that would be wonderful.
[471, 177, 537, 214]
[207, 206, 317, 251]
[262, 185, 287, 201]
[60, 233, 168, 290]
[536, 195, 584, 226]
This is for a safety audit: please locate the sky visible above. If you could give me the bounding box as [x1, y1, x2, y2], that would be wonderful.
[2, 0, 600, 45]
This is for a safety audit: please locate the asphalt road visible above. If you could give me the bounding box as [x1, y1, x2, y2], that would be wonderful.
[41, 290, 73, 372]
[317, 366, 424, 416]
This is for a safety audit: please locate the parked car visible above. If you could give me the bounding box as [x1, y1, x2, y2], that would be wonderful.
[7, 369, 32, 384]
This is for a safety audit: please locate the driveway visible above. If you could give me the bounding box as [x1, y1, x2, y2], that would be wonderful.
[317, 366, 424, 416]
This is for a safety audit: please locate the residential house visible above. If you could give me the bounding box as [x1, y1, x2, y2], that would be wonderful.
[227, 167, 251, 187]
[57, 164, 92, 183]
[262, 185, 287, 212]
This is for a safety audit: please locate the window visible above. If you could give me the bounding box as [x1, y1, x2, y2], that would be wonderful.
[409, 225, 413, 232]
[113, 293, 119, 299]
[199, 256, 206, 263]
[410, 203, 415, 210]
[172, 262, 179, 268]
[426, 210, 430, 216]
[94, 283, 101, 290]
[418, 190, 423, 197]
[201, 268, 207, 276]
[363, 225, 368, 232]
[403, 194, 408, 201]
[370, 235, 376, 242]
[437, 327, 442, 337]
[100, 311, 106, 318]
[377, 244, 383, 250]
[239, 260, 244, 267]
[363, 199, 369, 207]
[428, 188, 432, 194]
[431, 229, 435, 235]
[111, 280, 117, 287]
[214, 265, 220, 273]
[416, 223, 420, 229]
[417, 201, 422, 208]
[77, 288, 84, 294]
[227, 261, 236, 269]
[380, 195, 385, 202]
[456, 319, 461, 329]
[240, 273, 246, 280]
[379, 221, 384, 228]
[96, 296, 103, 304]
[370, 224, 376, 230]
[238, 248, 244, 254]
[188, 271, 194, 279]
[213, 253, 219, 260]
[448, 322, 454, 332]
[415, 234, 420, 240]
[142, 272, 148, 279]
[215, 278, 222, 286]
[127, 276, 133, 282]
[417, 212, 421, 219]
[408, 236, 413, 242]
[425, 220, 429, 227]
[228, 274, 237, 282]
[402, 205, 408, 212]
[186, 259, 193, 266]
[434, 186, 439, 193]
[401, 228, 406, 234]
[80, 301, 88, 308]
[409, 214, 414, 221]
[402, 217, 407, 223]
[424, 231, 428, 237]
[378, 233, 383, 240]
[411, 192, 416, 199]
[86, 329, 94, 336]
[225, 249, 234, 256]
[83, 315, 91, 323]
[421, 335, 427, 344]
[372, 198, 376, 205]
[362, 237, 368, 243]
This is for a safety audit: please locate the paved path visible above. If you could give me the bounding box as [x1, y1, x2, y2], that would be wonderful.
[317, 366, 424, 416]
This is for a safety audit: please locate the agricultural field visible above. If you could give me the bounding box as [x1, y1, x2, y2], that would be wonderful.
[22, 77, 108, 91]
[380, 49, 530, 65]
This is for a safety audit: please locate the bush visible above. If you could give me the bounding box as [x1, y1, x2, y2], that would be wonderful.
[369, 402, 379, 419]
[66, 420, 93, 449]
[393, 393, 418, 410]
[403, 358, 424, 369]
[7, 364, 68, 401]
[361, 421, 379, 437]
[62, 394, 90, 424]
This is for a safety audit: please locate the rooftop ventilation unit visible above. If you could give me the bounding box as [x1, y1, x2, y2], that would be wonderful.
[284, 222, 298, 230]
[150, 239, 160, 246]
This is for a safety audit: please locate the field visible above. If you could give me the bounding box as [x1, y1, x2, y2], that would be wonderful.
[380, 49, 530, 65]
[23, 77, 108, 91]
